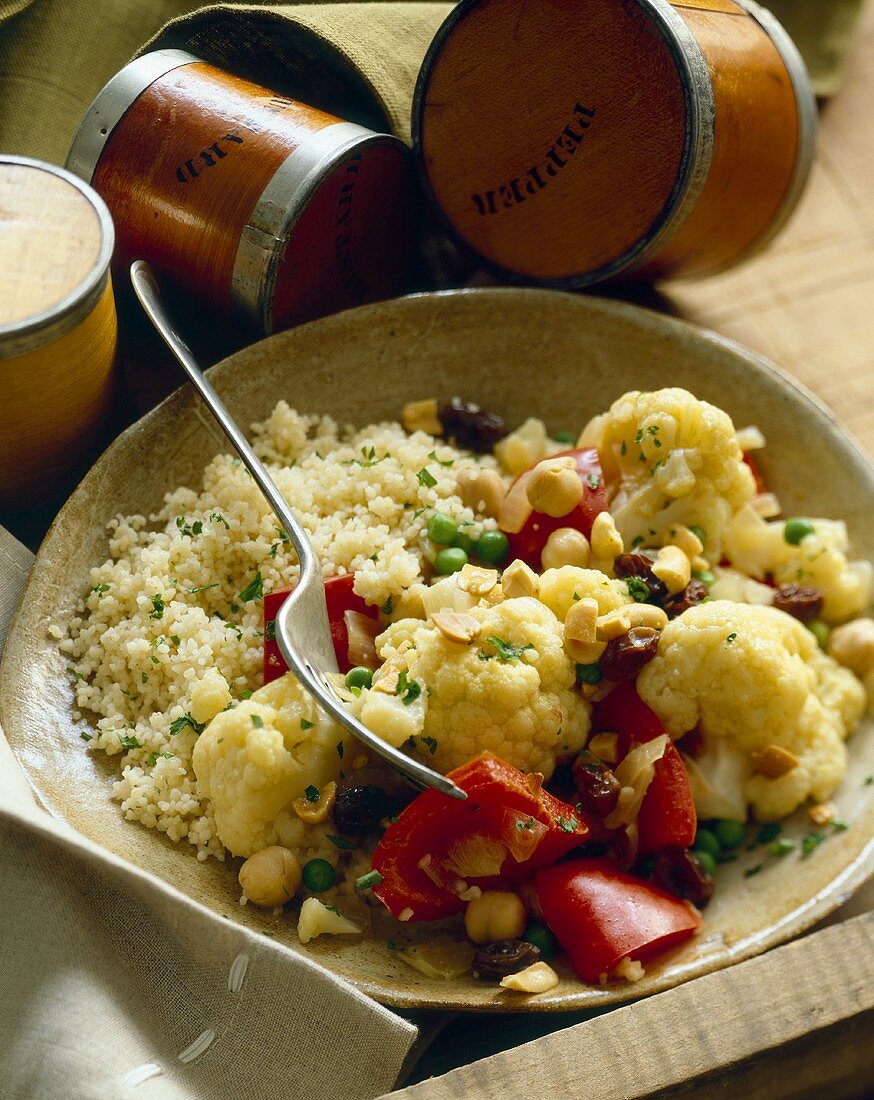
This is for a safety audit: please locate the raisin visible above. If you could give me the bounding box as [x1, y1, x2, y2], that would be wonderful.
[667, 579, 709, 619]
[572, 753, 621, 817]
[613, 553, 669, 603]
[773, 583, 824, 623]
[331, 785, 391, 836]
[650, 846, 714, 908]
[437, 400, 508, 453]
[599, 626, 660, 680]
[472, 939, 541, 979]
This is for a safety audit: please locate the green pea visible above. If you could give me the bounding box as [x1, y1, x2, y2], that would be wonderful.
[784, 518, 815, 545]
[713, 820, 746, 851]
[575, 663, 602, 686]
[689, 524, 707, 547]
[345, 666, 373, 691]
[694, 849, 717, 877]
[302, 858, 336, 892]
[552, 431, 576, 446]
[693, 827, 721, 860]
[435, 547, 468, 575]
[476, 530, 509, 564]
[807, 620, 830, 650]
[522, 922, 557, 961]
[452, 531, 474, 555]
[427, 511, 458, 545]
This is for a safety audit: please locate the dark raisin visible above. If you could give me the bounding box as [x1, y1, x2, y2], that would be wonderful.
[332, 785, 391, 836]
[571, 753, 621, 817]
[650, 846, 714, 908]
[667, 579, 709, 618]
[438, 400, 508, 453]
[472, 939, 541, 979]
[598, 627, 660, 680]
[613, 553, 669, 603]
[773, 583, 824, 623]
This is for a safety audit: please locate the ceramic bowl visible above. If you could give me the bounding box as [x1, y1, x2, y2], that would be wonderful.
[2, 288, 872, 1011]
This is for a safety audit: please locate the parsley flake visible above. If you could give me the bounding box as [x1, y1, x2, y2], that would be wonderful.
[335, 739, 344, 757]
[304, 785, 320, 803]
[478, 636, 535, 663]
[396, 671, 422, 705]
[327, 835, 356, 850]
[237, 572, 263, 602]
[419, 735, 438, 755]
[801, 831, 827, 855]
[626, 576, 651, 603]
[209, 513, 230, 529]
[356, 870, 383, 891]
[725, 632, 738, 645]
[92, 583, 110, 596]
[416, 467, 437, 488]
[169, 712, 205, 737]
[586, 473, 601, 490]
[251, 714, 264, 729]
[427, 450, 454, 468]
[117, 732, 141, 751]
[148, 594, 165, 620]
[300, 718, 314, 731]
[382, 596, 394, 616]
[175, 517, 203, 539]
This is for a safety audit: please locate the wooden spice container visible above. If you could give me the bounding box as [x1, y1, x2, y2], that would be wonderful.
[0, 157, 117, 510]
[413, 0, 816, 285]
[67, 50, 415, 333]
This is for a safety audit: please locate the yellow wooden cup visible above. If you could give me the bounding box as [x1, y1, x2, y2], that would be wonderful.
[0, 156, 117, 510]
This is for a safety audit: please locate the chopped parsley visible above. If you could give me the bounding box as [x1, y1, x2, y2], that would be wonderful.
[80, 731, 93, 742]
[769, 838, 796, 857]
[239, 690, 253, 700]
[237, 572, 263, 603]
[865, 776, 873, 786]
[396, 671, 422, 705]
[516, 817, 535, 832]
[478, 636, 535, 663]
[148, 594, 165, 620]
[754, 823, 781, 846]
[801, 831, 827, 855]
[427, 450, 454, 467]
[92, 583, 110, 596]
[170, 635, 181, 647]
[386, 940, 398, 951]
[354, 445, 389, 468]
[626, 576, 651, 603]
[725, 632, 738, 645]
[689, 525, 707, 547]
[327, 835, 356, 850]
[586, 472, 601, 490]
[576, 663, 602, 686]
[419, 736, 438, 755]
[117, 732, 141, 751]
[265, 619, 276, 641]
[556, 816, 578, 833]
[335, 739, 343, 756]
[146, 751, 174, 766]
[382, 596, 394, 616]
[175, 517, 203, 539]
[299, 718, 314, 731]
[168, 712, 205, 737]
[356, 870, 383, 891]
[631, 535, 645, 549]
[620, 440, 627, 456]
[416, 467, 437, 488]
[209, 513, 230, 529]
[744, 863, 764, 878]
[251, 714, 264, 729]
[304, 784, 320, 803]
[187, 583, 218, 595]
[269, 527, 290, 559]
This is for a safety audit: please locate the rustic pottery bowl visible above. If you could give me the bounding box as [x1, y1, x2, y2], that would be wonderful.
[2, 289, 872, 1011]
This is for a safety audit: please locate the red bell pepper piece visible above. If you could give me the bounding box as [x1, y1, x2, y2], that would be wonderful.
[743, 451, 768, 495]
[504, 448, 609, 569]
[593, 682, 696, 857]
[262, 573, 377, 683]
[535, 858, 701, 983]
[371, 753, 589, 922]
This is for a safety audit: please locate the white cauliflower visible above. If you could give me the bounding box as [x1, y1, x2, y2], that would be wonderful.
[192, 675, 348, 857]
[360, 596, 590, 777]
[596, 388, 755, 559]
[637, 600, 865, 819]
[724, 505, 872, 623]
[538, 566, 632, 623]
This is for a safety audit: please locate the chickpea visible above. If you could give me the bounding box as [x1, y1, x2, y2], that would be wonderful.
[541, 527, 591, 570]
[238, 845, 303, 908]
[526, 458, 583, 518]
[456, 467, 507, 519]
[828, 618, 874, 677]
[464, 890, 526, 945]
[590, 512, 624, 560]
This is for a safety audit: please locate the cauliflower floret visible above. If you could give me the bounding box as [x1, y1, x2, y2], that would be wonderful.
[637, 600, 865, 819]
[361, 596, 589, 777]
[192, 675, 348, 857]
[597, 388, 755, 560]
[724, 505, 873, 623]
[538, 566, 632, 623]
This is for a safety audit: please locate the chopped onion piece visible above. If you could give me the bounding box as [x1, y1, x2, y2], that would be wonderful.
[503, 809, 549, 862]
[498, 468, 536, 534]
[444, 834, 507, 879]
[344, 610, 380, 667]
[398, 941, 475, 980]
[604, 734, 670, 829]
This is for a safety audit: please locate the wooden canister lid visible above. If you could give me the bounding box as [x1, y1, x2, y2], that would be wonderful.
[414, 0, 714, 285]
[0, 157, 114, 358]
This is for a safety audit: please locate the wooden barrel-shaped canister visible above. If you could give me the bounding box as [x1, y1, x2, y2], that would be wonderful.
[66, 50, 415, 333]
[0, 157, 117, 510]
[413, 0, 816, 285]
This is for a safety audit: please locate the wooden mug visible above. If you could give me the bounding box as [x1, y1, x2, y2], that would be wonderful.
[413, 0, 816, 285]
[0, 157, 117, 510]
[67, 50, 415, 333]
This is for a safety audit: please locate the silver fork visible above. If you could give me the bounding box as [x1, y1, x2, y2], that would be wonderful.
[130, 261, 465, 799]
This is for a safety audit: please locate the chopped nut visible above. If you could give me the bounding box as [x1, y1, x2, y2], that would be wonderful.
[525, 457, 583, 518]
[596, 608, 632, 640]
[500, 961, 560, 993]
[402, 398, 442, 435]
[614, 957, 645, 983]
[371, 657, 405, 694]
[665, 525, 704, 559]
[750, 744, 799, 779]
[751, 492, 782, 519]
[455, 467, 506, 518]
[494, 417, 549, 475]
[808, 802, 837, 827]
[564, 598, 605, 662]
[457, 563, 499, 597]
[431, 610, 481, 644]
[590, 512, 624, 560]
[587, 732, 619, 764]
[525, 771, 544, 796]
[498, 469, 536, 533]
[293, 780, 337, 824]
[651, 545, 692, 596]
[541, 527, 591, 570]
[398, 907, 414, 922]
[502, 558, 540, 599]
[625, 603, 669, 631]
